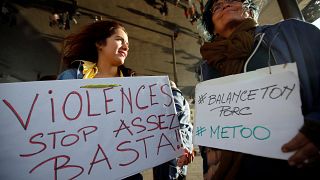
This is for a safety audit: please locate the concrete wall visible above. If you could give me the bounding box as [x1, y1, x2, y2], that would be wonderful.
[0, 0, 202, 100]
[1, 0, 309, 96]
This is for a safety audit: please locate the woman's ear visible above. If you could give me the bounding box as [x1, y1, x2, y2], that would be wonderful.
[96, 39, 107, 50]
[95, 42, 102, 51]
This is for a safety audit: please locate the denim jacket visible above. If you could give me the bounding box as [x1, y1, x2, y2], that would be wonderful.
[253, 19, 320, 147]
[171, 87, 193, 153]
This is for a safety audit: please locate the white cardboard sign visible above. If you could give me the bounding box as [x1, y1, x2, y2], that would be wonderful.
[194, 63, 303, 159]
[0, 76, 183, 180]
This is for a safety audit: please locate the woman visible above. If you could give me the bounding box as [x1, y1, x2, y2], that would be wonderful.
[199, 0, 320, 179]
[58, 20, 134, 80]
[58, 20, 141, 180]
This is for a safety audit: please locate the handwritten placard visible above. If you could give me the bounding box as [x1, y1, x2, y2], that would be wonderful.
[194, 63, 303, 159]
[0, 76, 183, 180]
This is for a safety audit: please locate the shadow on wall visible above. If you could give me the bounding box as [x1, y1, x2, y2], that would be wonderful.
[9, 0, 197, 45]
[144, 68, 171, 75]
[10, 0, 184, 38]
[2, 0, 201, 84]
[128, 36, 201, 76]
[0, 5, 61, 82]
[117, 5, 198, 39]
[144, 0, 163, 9]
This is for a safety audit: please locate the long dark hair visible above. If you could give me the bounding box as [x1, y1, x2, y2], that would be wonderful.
[61, 20, 127, 67]
[202, 0, 259, 41]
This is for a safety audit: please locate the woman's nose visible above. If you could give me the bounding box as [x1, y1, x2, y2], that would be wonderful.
[122, 42, 129, 51]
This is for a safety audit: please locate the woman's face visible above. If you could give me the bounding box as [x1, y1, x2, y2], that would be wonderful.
[98, 28, 129, 66]
[211, 0, 246, 37]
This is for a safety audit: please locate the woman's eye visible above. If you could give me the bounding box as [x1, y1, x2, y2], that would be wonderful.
[116, 38, 128, 46]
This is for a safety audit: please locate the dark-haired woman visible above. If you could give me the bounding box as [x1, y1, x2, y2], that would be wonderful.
[58, 20, 141, 180]
[58, 20, 134, 80]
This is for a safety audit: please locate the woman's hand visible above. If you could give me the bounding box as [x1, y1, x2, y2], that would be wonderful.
[177, 149, 195, 167]
[282, 132, 319, 167]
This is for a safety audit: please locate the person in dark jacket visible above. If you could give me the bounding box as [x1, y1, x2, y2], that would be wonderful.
[198, 0, 320, 179]
[57, 20, 140, 180]
[153, 80, 194, 180]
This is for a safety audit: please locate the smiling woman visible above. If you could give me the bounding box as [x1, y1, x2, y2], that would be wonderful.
[201, 0, 259, 41]
[57, 20, 141, 180]
[58, 20, 134, 80]
[210, 0, 251, 38]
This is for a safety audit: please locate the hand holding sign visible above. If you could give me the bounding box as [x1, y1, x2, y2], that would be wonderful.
[194, 63, 304, 160]
[0, 76, 184, 180]
[282, 132, 319, 167]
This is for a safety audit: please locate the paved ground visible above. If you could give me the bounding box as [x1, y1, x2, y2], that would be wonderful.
[141, 147, 203, 180]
